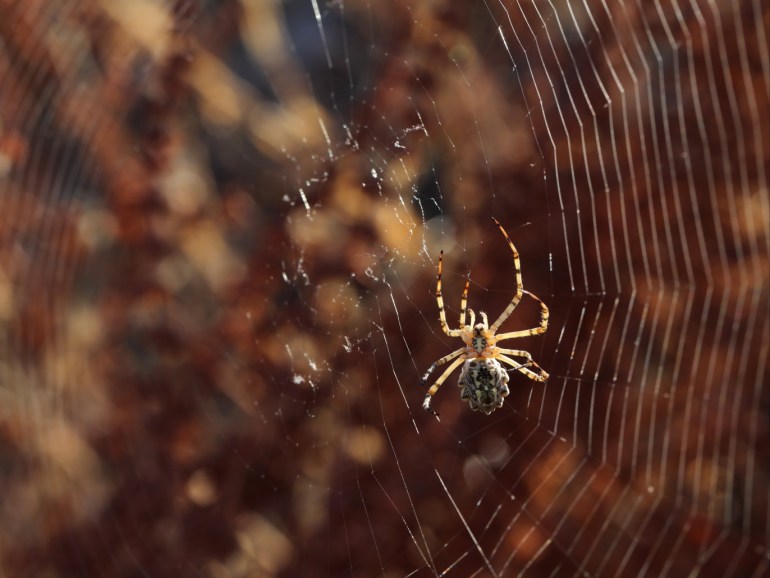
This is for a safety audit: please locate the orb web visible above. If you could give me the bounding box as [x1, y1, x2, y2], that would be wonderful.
[0, 1, 767, 577]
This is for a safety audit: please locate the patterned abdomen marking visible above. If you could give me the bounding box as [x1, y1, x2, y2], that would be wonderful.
[458, 358, 510, 415]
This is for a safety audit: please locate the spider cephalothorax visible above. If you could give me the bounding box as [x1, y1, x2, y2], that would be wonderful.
[421, 218, 549, 416]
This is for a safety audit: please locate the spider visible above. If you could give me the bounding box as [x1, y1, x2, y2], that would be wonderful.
[421, 218, 550, 416]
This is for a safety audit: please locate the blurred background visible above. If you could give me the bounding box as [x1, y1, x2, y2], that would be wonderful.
[0, 1, 768, 577]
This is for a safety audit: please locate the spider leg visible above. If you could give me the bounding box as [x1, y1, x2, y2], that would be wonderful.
[420, 347, 466, 386]
[498, 353, 549, 382]
[459, 278, 470, 328]
[489, 218, 524, 333]
[436, 251, 462, 337]
[423, 356, 466, 416]
[493, 290, 549, 340]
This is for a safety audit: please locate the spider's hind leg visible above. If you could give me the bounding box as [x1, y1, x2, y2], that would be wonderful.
[420, 347, 465, 386]
[423, 356, 466, 416]
[498, 352, 549, 381]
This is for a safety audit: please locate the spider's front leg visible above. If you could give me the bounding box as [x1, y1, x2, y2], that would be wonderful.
[436, 251, 462, 337]
[489, 218, 524, 333]
[494, 290, 549, 340]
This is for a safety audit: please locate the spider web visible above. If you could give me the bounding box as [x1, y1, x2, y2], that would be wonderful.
[0, 1, 768, 577]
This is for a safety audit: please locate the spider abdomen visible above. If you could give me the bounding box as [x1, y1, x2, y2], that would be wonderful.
[458, 358, 510, 415]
